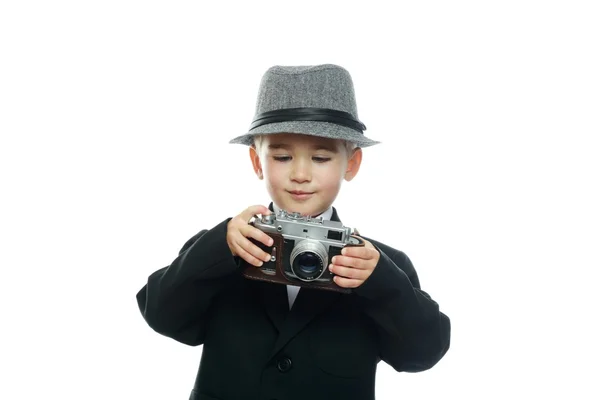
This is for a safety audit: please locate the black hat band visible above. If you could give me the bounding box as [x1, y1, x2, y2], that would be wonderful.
[250, 108, 367, 133]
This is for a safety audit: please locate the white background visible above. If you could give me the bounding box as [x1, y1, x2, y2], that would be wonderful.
[1, 1, 599, 399]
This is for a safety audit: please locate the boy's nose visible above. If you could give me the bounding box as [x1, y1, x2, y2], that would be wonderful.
[290, 160, 311, 183]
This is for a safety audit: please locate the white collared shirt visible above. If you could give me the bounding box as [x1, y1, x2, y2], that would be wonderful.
[272, 204, 334, 310]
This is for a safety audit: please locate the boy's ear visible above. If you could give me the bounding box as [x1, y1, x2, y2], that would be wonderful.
[249, 146, 264, 179]
[344, 148, 362, 181]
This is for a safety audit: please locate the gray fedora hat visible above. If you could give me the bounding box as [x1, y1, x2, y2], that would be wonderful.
[229, 64, 380, 147]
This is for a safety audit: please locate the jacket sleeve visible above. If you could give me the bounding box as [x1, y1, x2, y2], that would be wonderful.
[352, 242, 451, 372]
[136, 218, 240, 346]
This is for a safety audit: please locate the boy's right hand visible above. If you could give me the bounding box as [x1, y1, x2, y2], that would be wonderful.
[226, 205, 274, 267]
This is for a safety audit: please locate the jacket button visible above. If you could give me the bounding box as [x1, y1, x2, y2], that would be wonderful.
[276, 357, 292, 372]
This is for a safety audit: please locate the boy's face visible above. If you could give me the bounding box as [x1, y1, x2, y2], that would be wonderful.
[249, 133, 362, 217]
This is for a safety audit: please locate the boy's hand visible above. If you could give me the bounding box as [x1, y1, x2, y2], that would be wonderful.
[329, 239, 380, 289]
[227, 205, 274, 267]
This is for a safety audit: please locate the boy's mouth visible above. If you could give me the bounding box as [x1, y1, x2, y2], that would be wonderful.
[288, 190, 313, 195]
[287, 190, 314, 200]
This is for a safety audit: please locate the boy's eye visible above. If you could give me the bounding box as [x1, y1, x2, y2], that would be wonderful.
[271, 155, 331, 163]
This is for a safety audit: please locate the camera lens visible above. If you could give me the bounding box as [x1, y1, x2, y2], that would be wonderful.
[292, 251, 323, 280]
[297, 252, 320, 273]
[290, 240, 328, 281]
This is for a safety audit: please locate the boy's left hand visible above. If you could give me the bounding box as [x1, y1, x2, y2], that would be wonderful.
[329, 239, 380, 289]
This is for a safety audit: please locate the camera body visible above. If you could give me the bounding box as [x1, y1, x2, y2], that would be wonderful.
[241, 209, 364, 293]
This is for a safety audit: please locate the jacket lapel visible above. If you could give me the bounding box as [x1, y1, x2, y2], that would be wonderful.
[330, 206, 341, 223]
[257, 281, 289, 333]
[268, 287, 341, 360]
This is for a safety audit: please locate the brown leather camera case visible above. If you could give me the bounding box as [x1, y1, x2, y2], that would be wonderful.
[241, 232, 365, 294]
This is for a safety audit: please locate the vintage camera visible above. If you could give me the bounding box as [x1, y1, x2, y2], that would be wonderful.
[241, 209, 364, 293]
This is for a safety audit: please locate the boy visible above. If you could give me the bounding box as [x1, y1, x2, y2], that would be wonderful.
[136, 64, 450, 400]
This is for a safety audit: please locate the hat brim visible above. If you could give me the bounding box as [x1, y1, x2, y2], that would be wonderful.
[229, 121, 380, 148]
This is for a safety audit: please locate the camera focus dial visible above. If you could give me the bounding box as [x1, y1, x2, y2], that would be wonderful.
[262, 214, 275, 224]
[289, 212, 305, 220]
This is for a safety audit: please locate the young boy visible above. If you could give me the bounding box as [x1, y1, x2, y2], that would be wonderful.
[136, 64, 450, 400]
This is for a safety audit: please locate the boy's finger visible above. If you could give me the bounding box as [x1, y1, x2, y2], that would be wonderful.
[234, 243, 264, 267]
[329, 264, 369, 280]
[333, 276, 362, 289]
[241, 225, 274, 247]
[341, 246, 376, 260]
[241, 205, 271, 222]
[239, 236, 271, 263]
[331, 255, 370, 269]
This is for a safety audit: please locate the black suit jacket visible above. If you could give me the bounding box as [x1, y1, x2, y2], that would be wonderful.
[136, 207, 450, 400]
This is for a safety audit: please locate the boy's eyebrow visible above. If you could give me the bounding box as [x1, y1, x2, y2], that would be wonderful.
[268, 143, 339, 152]
[267, 143, 292, 150]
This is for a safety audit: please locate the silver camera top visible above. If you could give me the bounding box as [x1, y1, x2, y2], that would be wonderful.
[254, 209, 355, 246]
